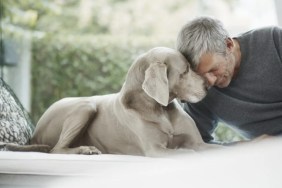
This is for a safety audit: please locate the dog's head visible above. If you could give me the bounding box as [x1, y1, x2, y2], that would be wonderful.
[142, 47, 207, 106]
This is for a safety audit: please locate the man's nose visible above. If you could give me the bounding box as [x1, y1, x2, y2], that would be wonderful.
[204, 72, 217, 87]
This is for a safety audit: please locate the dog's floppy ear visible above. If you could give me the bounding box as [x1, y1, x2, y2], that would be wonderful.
[142, 62, 169, 106]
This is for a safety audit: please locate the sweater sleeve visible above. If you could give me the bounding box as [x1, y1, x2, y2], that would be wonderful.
[183, 101, 218, 143]
[273, 26, 282, 64]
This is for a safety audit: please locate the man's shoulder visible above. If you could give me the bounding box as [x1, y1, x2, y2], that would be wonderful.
[235, 26, 281, 51]
[237, 26, 281, 39]
[252, 26, 281, 32]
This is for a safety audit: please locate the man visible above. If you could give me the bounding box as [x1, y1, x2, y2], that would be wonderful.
[176, 16, 282, 143]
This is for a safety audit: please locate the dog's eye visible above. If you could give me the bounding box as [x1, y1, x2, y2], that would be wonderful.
[180, 67, 189, 78]
[182, 66, 189, 74]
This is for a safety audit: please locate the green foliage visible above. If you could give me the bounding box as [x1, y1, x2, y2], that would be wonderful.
[2, 0, 54, 30]
[2, 0, 198, 36]
[31, 34, 174, 122]
[213, 122, 246, 143]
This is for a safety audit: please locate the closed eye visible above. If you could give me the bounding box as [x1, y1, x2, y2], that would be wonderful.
[209, 68, 219, 75]
[180, 65, 189, 78]
[183, 65, 189, 74]
[209, 63, 220, 74]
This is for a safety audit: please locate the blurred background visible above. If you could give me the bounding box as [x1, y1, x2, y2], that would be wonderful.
[1, 0, 281, 143]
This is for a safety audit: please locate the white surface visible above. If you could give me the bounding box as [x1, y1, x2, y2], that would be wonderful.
[0, 138, 282, 188]
[0, 151, 166, 176]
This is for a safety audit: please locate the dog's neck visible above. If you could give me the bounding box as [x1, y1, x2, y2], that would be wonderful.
[120, 87, 175, 136]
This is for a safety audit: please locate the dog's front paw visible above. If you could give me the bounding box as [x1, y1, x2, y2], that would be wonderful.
[79, 146, 102, 155]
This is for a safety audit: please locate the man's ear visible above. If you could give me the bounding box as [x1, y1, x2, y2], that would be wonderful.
[226, 38, 234, 51]
[142, 62, 169, 106]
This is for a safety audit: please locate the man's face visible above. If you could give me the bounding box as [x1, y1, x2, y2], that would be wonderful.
[196, 52, 236, 88]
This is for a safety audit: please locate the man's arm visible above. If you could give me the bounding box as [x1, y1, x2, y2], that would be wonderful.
[273, 26, 282, 63]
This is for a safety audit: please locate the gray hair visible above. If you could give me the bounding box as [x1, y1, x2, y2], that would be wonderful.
[176, 16, 230, 68]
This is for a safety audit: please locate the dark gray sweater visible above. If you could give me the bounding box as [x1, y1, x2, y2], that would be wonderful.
[184, 26, 282, 142]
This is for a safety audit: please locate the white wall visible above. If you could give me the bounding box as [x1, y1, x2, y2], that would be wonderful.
[274, 0, 282, 26]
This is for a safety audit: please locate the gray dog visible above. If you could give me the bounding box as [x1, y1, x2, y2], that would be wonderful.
[5, 47, 216, 157]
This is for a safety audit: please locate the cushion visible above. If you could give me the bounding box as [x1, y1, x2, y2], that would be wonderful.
[0, 78, 34, 147]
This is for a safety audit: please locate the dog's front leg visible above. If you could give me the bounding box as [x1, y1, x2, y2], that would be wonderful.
[51, 102, 101, 155]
